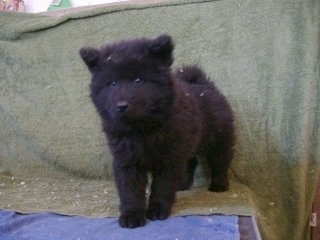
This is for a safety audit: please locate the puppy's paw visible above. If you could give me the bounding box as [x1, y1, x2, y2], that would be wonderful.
[208, 179, 229, 192]
[208, 183, 229, 192]
[146, 203, 171, 221]
[119, 210, 146, 228]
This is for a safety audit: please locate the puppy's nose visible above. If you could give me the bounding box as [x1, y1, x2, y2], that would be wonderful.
[116, 101, 128, 112]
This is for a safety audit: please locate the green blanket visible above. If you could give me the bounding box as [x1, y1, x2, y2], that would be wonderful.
[0, 0, 319, 239]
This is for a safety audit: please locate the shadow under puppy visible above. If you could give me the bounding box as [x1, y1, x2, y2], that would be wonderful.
[79, 34, 235, 228]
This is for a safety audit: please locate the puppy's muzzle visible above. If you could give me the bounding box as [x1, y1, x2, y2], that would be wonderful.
[116, 101, 129, 113]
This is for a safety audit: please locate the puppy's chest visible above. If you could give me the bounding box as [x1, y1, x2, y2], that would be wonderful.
[140, 133, 171, 160]
[116, 133, 172, 168]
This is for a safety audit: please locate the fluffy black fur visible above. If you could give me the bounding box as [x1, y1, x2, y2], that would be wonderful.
[80, 35, 235, 228]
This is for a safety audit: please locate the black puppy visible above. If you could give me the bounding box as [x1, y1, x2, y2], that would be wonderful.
[80, 35, 235, 228]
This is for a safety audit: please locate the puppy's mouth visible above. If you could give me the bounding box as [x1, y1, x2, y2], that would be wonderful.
[112, 100, 150, 120]
[114, 107, 146, 122]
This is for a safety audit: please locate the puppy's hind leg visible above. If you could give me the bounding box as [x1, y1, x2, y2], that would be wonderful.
[206, 148, 234, 192]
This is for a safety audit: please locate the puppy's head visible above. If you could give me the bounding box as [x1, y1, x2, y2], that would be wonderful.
[80, 35, 175, 129]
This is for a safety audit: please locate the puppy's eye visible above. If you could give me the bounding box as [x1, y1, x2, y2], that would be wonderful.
[109, 81, 117, 86]
[134, 78, 143, 84]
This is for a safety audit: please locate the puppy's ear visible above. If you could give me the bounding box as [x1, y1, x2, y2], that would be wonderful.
[79, 47, 100, 72]
[149, 34, 174, 67]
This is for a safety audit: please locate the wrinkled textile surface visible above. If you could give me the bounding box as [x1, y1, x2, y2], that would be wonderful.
[0, 0, 319, 239]
[0, 210, 240, 240]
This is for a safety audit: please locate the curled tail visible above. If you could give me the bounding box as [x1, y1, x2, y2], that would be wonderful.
[174, 65, 210, 84]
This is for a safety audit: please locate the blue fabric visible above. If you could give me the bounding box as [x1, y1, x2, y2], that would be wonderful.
[0, 210, 239, 240]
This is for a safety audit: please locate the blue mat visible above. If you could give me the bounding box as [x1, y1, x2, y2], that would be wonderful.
[0, 210, 239, 240]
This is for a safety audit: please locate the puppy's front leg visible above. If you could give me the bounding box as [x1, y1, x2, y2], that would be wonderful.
[113, 164, 148, 228]
[146, 168, 179, 221]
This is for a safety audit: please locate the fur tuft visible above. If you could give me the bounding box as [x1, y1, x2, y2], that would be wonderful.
[174, 65, 209, 84]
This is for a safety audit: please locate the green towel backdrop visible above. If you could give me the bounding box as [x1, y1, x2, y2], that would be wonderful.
[0, 0, 319, 239]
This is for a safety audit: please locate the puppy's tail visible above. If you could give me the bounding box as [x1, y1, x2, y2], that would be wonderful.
[174, 65, 209, 84]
